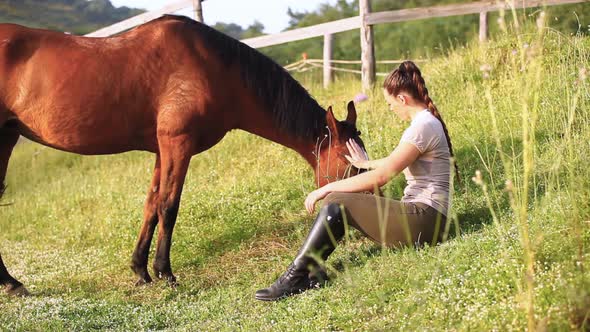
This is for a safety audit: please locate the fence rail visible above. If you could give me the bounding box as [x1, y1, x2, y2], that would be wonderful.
[241, 17, 361, 49]
[285, 58, 429, 78]
[241, 0, 587, 48]
[85, 0, 589, 89]
[366, 0, 585, 25]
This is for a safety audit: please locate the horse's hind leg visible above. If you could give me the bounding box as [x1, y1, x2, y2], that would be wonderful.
[0, 125, 18, 200]
[0, 254, 28, 296]
[0, 126, 28, 296]
[131, 155, 161, 285]
[152, 135, 192, 285]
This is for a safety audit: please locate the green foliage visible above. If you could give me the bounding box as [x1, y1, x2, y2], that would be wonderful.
[212, 21, 265, 40]
[0, 0, 143, 34]
[3, 0, 588, 67]
[211, 22, 244, 39]
[261, 0, 590, 64]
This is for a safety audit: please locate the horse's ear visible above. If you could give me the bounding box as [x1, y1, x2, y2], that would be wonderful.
[346, 101, 357, 125]
[326, 106, 340, 140]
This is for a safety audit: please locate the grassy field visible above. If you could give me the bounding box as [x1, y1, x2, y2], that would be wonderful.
[1, 18, 589, 331]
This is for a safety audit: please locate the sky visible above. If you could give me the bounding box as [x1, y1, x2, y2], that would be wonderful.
[110, 0, 338, 34]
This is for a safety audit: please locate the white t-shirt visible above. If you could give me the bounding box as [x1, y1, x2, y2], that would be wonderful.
[399, 109, 451, 216]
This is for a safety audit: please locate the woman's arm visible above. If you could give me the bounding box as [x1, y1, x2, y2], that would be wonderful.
[304, 142, 421, 213]
[346, 157, 388, 170]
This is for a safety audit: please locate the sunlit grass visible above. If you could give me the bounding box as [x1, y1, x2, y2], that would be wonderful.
[1, 14, 589, 330]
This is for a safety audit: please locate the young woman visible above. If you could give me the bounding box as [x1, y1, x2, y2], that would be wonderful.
[255, 61, 458, 301]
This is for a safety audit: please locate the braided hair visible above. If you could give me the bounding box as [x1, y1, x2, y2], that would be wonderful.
[383, 61, 460, 183]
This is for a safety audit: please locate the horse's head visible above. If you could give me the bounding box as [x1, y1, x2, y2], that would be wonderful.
[315, 101, 367, 187]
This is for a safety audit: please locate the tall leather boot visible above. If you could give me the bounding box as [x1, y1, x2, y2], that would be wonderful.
[255, 203, 345, 301]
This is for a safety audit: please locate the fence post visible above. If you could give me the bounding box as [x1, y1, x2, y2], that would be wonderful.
[479, 11, 488, 42]
[323, 33, 333, 89]
[192, 0, 203, 23]
[360, 0, 376, 92]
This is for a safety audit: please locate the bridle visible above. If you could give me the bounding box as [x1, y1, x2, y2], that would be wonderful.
[317, 134, 367, 183]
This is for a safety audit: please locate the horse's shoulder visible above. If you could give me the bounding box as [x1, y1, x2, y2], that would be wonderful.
[124, 15, 201, 48]
[139, 15, 205, 39]
[0, 24, 63, 45]
[155, 15, 196, 27]
[0, 23, 30, 38]
[0, 24, 41, 54]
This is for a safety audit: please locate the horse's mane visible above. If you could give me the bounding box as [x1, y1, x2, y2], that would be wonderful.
[154, 15, 326, 140]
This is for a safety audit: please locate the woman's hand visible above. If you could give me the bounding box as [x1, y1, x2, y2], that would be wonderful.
[304, 187, 330, 214]
[345, 139, 369, 168]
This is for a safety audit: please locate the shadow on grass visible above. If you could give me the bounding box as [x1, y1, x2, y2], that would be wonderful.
[33, 131, 563, 296]
[168, 137, 519, 290]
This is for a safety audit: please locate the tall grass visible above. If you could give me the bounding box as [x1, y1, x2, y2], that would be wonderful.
[0, 12, 589, 331]
[473, 8, 589, 330]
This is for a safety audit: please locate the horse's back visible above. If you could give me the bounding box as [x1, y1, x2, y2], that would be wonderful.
[0, 24, 164, 153]
[0, 19, 236, 155]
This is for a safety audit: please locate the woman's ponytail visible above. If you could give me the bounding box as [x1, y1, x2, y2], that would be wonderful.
[384, 61, 460, 184]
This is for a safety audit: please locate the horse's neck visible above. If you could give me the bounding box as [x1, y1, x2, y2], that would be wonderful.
[237, 105, 321, 169]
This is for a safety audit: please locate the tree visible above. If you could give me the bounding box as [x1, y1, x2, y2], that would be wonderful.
[242, 21, 265, 39]
[211, 21, 265, 40]
[212, 22, 244, 39]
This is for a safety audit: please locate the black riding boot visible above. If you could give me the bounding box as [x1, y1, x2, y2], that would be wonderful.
[255, 203, 345, 301]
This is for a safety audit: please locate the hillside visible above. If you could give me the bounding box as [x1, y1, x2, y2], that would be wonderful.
[0, 11, 588, 330]
[0, 0, 143, 35]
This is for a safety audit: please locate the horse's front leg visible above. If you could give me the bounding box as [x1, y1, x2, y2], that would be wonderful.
[130, 155, 161, 285]
[152, 135, 192, 286]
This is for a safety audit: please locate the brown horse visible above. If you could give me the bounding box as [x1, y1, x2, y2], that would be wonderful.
[0, 15, 366, 295]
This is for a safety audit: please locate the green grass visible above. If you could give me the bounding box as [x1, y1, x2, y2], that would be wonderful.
[1, 19, 589, 331]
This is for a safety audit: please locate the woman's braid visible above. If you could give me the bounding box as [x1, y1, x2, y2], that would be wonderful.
[385, 61, 460, 183]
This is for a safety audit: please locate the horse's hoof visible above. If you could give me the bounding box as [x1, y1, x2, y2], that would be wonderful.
[131, 264, 153, 286]
[135, 279, 150, 287]
[156, 271, 177, 287]
[166, 277, 178, 288]
[134, 275, 153, 286]
[5, 285, 30, 297]
[134, 272, 153, 286]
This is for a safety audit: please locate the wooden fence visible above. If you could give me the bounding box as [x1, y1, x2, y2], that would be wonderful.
[86, 0, 588, 90]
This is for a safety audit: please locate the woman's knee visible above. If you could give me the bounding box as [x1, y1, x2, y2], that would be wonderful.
[322, 192, 350, 207]
[321, 199, 366, 234]
[321, 202, 342, 216]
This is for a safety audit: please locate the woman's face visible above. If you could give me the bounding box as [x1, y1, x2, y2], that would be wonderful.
[383, 89, 410, 121]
